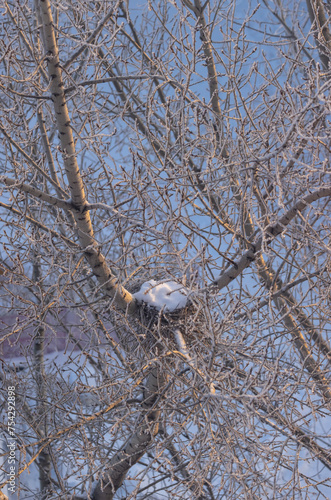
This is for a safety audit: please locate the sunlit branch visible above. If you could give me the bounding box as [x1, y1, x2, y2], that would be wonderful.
[213, 186, 331, 289]
[1, 176, 77, 211]
[36, 0, 136, 313]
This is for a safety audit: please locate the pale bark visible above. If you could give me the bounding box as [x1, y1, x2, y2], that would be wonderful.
[1, 176, 78, 211]
[35, 0, 136, 313]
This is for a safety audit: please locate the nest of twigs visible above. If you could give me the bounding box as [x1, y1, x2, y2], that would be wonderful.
[125, 298, 209, 358]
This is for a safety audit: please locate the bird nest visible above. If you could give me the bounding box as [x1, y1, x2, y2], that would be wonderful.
[125, 298, 210, 359]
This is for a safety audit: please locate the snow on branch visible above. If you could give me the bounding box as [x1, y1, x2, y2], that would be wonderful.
[133, 280, 189, 312]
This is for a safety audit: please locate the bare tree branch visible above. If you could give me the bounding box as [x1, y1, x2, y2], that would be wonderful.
[214, 186, 331, 290]
[36, 0, 136, 313]
[306, 0, 331, 69]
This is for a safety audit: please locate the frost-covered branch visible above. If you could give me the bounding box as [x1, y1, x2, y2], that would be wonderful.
[306, 0, 331, 69]
[63, 7, 116, 69]
[77, 368, 165, 500]
[0, 201, 78, 247]
[174, 329, 216, 395]
[183, 0, 228, 157]
[64, 74, 164, 94]
[1, 176, 77, 212]
[36, 0, 136, 313]
[213, 186, 331, 290]
[0, 124, 68, 198]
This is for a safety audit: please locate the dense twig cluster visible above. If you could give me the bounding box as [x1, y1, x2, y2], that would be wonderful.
[1, 0, 331, 499]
